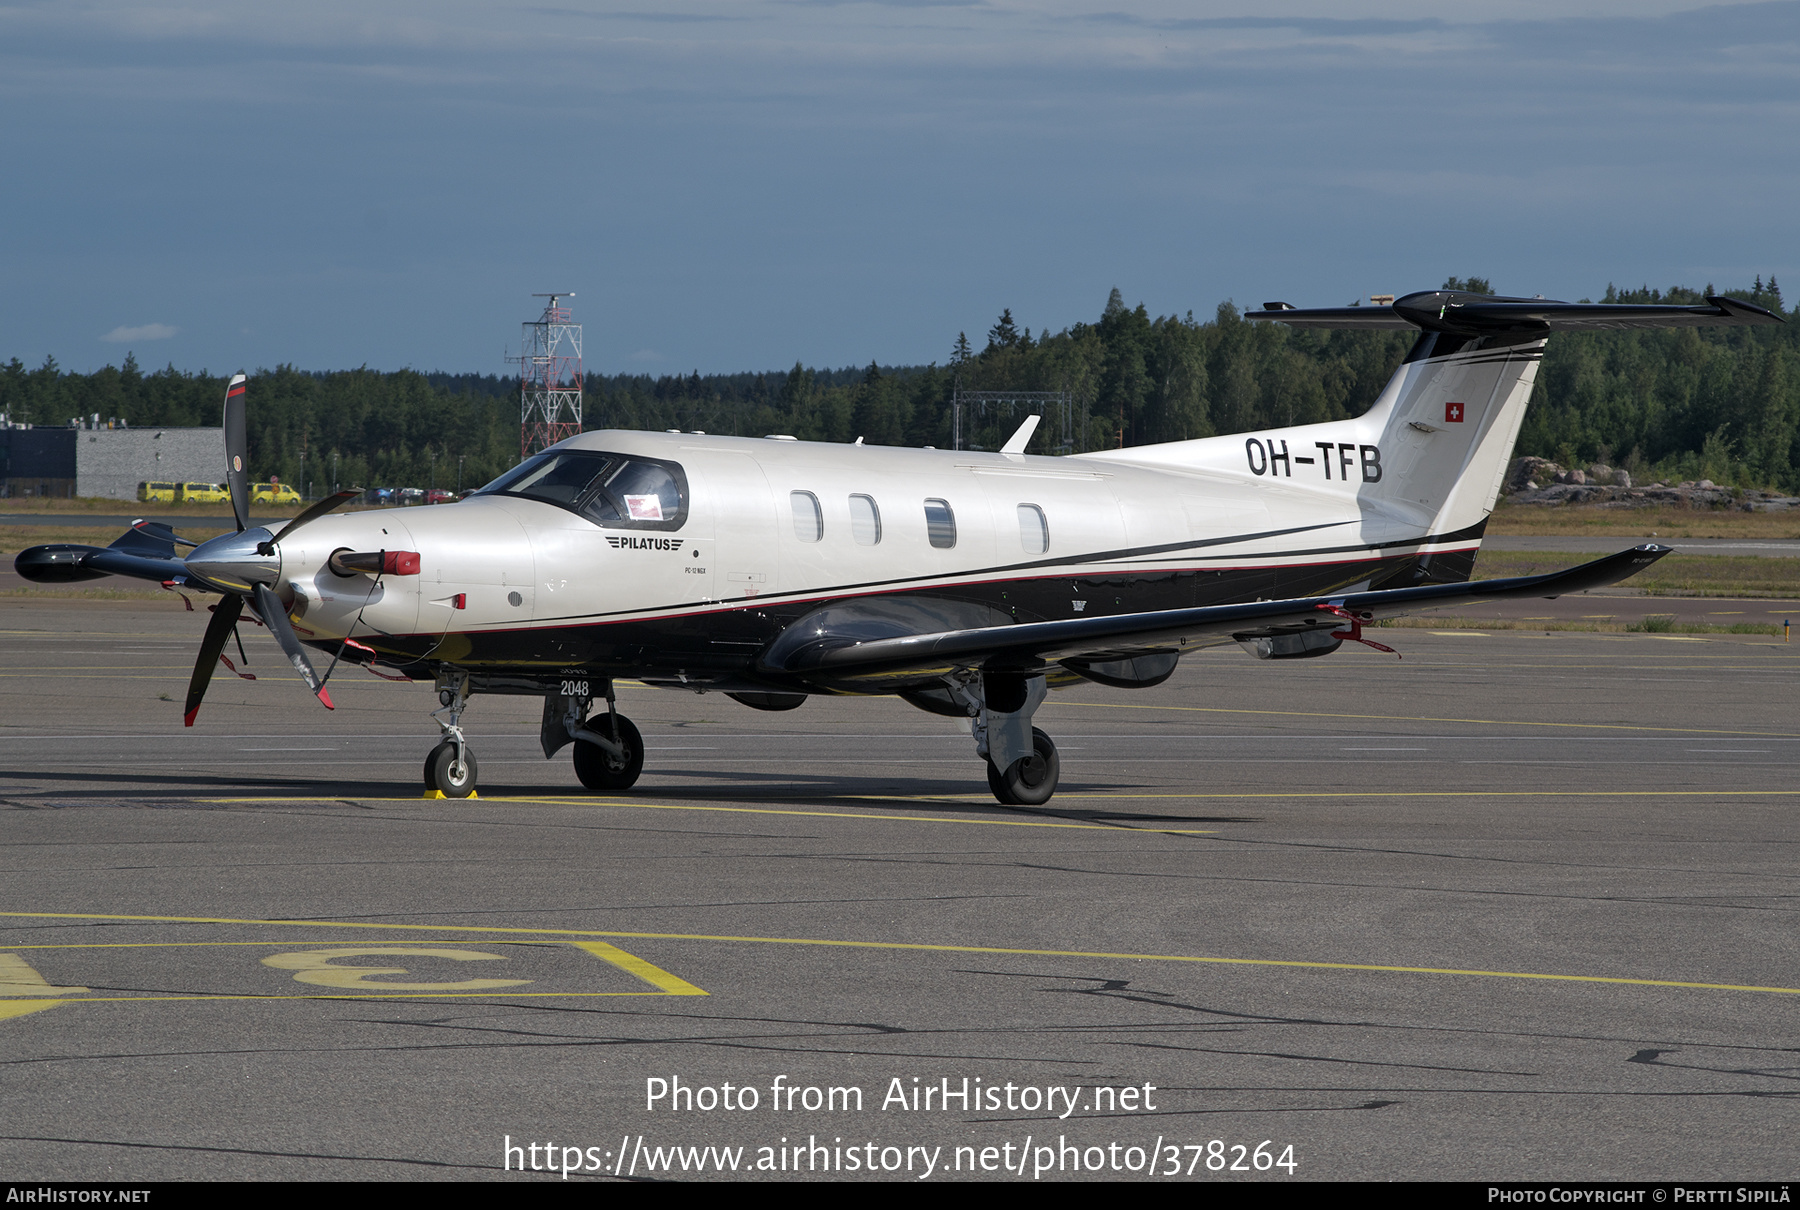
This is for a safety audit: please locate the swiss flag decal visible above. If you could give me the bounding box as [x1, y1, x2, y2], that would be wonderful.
[1445, 401, 1466, 423]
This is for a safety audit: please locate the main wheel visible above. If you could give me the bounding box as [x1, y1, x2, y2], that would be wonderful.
[424, 741, 478, 798]
[986, 727, 1059, 805]
[572, 714, 645, 791]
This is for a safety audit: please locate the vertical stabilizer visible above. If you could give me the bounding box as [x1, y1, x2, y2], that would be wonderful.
[1080, 289, 1781, 545]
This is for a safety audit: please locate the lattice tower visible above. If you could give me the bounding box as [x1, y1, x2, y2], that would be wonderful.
[520, 293, 583, 459]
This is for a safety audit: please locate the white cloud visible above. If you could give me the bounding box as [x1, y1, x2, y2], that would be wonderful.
[101, 322, 178, 342]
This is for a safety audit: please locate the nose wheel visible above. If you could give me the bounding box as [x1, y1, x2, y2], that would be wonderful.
[986, 727, 1059, 805]
[425, 740, 478, 798]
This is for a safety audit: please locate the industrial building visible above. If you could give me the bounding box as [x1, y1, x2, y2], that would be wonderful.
[0, 423, 225, 500]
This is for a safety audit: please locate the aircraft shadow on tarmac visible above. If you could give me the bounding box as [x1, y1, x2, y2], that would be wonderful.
[0, 765, 1259, 824]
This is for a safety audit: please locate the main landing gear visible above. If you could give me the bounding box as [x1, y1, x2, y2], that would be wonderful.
[541, 680, 645, 792]
[986, 727, 1060, 806]
[572, 712, 644, 791]
[938, 670, 1062, 805]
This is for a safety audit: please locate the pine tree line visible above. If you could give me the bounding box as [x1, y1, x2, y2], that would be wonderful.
[2, 277, 1791, 494]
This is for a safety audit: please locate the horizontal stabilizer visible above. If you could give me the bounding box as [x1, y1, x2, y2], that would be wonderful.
[1248, 291, 1784, 335]
[108, 520, 193, 559]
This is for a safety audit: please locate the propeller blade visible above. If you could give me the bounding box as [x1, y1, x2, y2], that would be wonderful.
[223, 374, 250, 533]
[252, 582, 334, 711]
[270, 488, 364, 546]
[184, 592, 244, 726]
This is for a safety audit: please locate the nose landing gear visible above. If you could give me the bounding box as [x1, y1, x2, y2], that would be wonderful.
[423, 672, 478, 798]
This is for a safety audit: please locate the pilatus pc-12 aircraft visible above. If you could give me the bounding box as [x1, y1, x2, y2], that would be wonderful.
[17, 290, 1782, 803]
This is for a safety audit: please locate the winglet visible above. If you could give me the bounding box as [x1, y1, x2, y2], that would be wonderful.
[1000, 414, 1041, 455]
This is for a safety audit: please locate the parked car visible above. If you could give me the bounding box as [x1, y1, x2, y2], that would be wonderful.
[398, 487, 425, 505]
[177, 482, 228, 504]
[425, 489, 455, 505]
[251, 482, 303, 505]
[364, 487, 395, 505]
[137, 481, 177, 503]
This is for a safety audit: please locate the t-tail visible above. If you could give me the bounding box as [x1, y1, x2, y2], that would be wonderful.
[1079, 289, 1782, 578]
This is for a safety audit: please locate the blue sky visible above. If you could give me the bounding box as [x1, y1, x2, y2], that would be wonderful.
[3, 1, 1795, 375]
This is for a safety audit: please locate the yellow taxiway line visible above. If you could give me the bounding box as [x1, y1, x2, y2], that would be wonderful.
[1044, 699, 1800, 738]
[198, 796, 1221, 832]
[2, 911, 1793, 998]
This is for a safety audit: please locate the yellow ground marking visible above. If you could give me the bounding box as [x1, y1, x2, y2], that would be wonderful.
[0, 938, 705, 1014]
[0, 674, 218, 680]
[194, 789, 1800, 811]
[263, 946, 533, 991]
[0, 951, 89, 995]
[0, 912, 1792, 998]
[0, 951, 90, 1023]
[197, 796, 1220, 833]
[4, 666, 196, 671]
[0, 1001, 66, 1021]
[1042, 699, 1800, 738]
[572, 940, 708, 995]
[1429, 631, 1489, 636]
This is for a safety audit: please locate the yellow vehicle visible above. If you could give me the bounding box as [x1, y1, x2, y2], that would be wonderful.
[177, 482, 229, 504]
[251, 482, 303, 505]
[137, 481, 177, 503]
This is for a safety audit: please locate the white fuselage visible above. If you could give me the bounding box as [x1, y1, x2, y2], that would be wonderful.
[268, 418, 1496, 670]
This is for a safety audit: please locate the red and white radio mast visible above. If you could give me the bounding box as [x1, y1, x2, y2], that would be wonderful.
[519, 293, 583, 459]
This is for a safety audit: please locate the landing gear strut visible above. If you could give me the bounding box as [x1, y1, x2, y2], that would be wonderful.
[423, 670, 478, 798]
[542, 680, 646, 792]
[946, 669, 1062, 805]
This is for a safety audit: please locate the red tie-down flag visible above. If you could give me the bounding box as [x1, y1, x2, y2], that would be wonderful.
[1445, 401, 1465, 423]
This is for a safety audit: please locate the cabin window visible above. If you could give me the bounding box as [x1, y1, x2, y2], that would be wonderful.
[791, 490, 823, 542]
[1017, 503, 1048, 554]
[924, 498, 956, 549]
[849, 494, 881, 545]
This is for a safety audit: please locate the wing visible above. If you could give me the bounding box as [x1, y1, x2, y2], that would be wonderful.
[762, 545, 1671, 689]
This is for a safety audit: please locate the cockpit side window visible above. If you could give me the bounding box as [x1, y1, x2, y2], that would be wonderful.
[477, 452, 615, 505]
[476, 450, 688, 530]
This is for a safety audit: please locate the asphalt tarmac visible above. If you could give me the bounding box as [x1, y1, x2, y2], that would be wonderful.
[2, 598, 1797, 1182]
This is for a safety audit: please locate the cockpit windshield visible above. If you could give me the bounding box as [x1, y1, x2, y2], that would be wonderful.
[474, 451, 688, 530]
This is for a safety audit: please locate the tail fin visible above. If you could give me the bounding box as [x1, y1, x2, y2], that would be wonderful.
[1345, 330, 1543, 535]
[1082, 289, 1781, 541]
